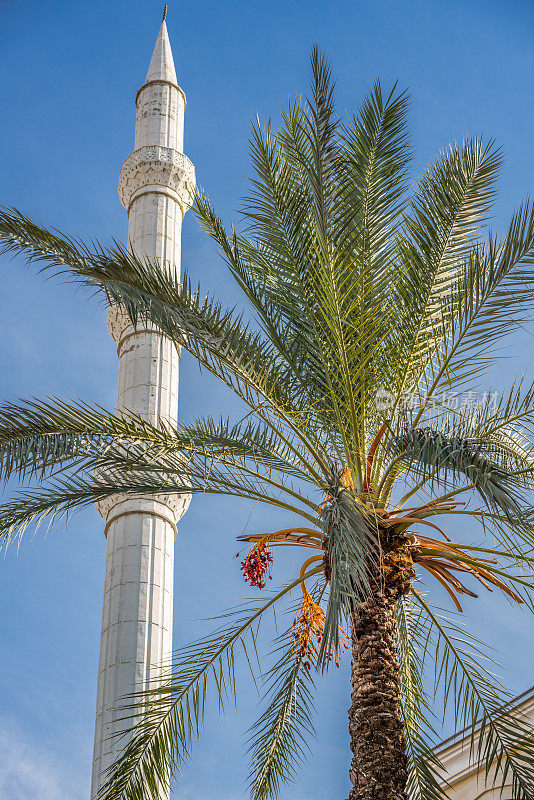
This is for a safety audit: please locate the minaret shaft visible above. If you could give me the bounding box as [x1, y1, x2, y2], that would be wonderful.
[91, 20, 194, 799]
[134, 82, 185, 153]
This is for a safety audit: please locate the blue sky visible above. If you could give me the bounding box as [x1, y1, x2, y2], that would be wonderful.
[1, 0, 534, 798]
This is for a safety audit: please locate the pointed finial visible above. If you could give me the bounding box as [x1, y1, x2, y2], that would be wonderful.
[144, 4, 177, 84]
[162, 4, 167, 21]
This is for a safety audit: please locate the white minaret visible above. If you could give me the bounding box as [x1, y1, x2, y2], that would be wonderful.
[91, 11, 195, 798]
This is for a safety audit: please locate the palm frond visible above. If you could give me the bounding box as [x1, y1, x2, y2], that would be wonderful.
[413, 589, 534, 800]
[246, 614, 317, 800]
[415, 202, 534, 409]
[0, 208, 332, 477]
[97, 576, 320, 800]
[0, 398, 320, 487]
[0, 460, 321, 549]
[320, 491, 378, 660]
[390, 426, 525, 519]
[390, 138, 503, 407]
[396, 597, 447, 800]
[336, 82, 411, 419]
[0, 398, 163, 483]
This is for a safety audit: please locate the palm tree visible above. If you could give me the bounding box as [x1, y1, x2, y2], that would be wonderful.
[2, 47, 534, 800]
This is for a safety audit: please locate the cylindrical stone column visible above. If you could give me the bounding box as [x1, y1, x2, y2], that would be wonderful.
[90, 19, 195, 800]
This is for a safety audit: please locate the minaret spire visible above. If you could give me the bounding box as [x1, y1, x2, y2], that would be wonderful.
[90, 16, 195, 800]
[144, 14, 177, 86]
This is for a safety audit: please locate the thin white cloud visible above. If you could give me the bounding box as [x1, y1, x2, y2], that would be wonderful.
[0, 719, 86, 800]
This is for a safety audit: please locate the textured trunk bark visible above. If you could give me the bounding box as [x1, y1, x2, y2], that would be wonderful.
[347, 536, 413, 800]
[348, 591, 407, 800]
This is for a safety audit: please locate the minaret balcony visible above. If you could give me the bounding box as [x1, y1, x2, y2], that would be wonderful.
[118, 144, 196, 214]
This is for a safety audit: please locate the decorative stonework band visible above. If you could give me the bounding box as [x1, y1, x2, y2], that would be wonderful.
[96, 493, 191, 531]
[106, 305, 159, 345]
[118, 145, 196, 211]
[106, 305, 184, 355]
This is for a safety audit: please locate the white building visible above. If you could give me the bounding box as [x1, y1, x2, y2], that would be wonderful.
[435, 686, 534, 800]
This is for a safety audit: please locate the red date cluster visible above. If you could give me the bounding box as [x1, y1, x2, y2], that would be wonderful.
[240, 543, 273, 589]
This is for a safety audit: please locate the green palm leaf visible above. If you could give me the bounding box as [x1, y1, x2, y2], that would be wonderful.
[389, 137, 503, 408]
[97, 576, 320, 800]
[413, 589, 534, 800]
[396, 597, 447, 800]
[246, 619, 317, 800]
[391, 425, 527, 518]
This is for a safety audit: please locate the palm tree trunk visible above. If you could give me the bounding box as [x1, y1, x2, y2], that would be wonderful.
[347, 538, 414, 800]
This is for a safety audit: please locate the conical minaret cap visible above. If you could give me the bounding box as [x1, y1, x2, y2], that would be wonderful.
[145, 19, 177, 85]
